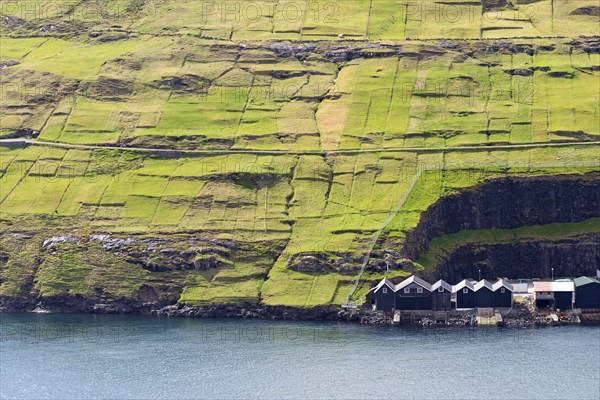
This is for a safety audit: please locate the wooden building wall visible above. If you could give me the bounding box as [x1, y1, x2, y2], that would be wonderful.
[374, 290, 395, 311]
[396, 284, 432, 310]
[432, 291, 451, 311]
[575, 283, 600, 309]
[475, 287, 494, 308]
[554, 292, 573, 310]
[456, 289, 475, 309]
[493, 289, 513, 308]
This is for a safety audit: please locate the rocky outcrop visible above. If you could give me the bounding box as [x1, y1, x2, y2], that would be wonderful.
[367, 250, 414, 272]
[154, 303, 360, 321]
[570, 6, 600, 18]
[288, 252, 377, 272]
[503, 68, 533, 76]
[0, 293, 172, 314]
[0, 291, 359, 321]
[400, 173, 600, 261]
[288, 252, 332, 272]
[429, 234, 600, 283]
[87, 234, 237, 272]
[42, 234, 81, 248]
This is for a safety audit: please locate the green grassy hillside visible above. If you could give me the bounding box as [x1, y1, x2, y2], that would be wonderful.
[2, 0, 599, 40]
[1, 37, 599, 148]
[1, 0, 599, 309]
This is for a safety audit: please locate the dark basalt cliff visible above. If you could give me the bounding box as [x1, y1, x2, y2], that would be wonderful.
[400, 173, 600, 261]
[427, 233, 600, 283]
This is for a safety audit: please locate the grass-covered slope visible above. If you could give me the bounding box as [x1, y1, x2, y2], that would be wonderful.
[1, 144, 598, 307]
[1, 37, 599, 149]
[0, 0, 599, 310]
[2, 0, 599, 40]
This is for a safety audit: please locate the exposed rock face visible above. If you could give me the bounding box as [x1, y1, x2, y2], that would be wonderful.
[503, 68, 533, 76]
[0, 293, 171, 314]
[334, 253, 366, 272]
[288, 252, 383, 272]
[154, 303, 359, 322]
[193, 255, 221, 270]
[429, 234, 600, 283]
[288, 252, 331, 272]
[137, 285, 159, 303]
[367, 250, 413, 272]
[0, 60, 19, 68]
[570, 6, 600, 18]
[474, 41, 534, 55]
[482, 0, 513, 12]
[152, 74, 209, 93]
[42, 234, 81, 248]
[79, 76, 133, 101]
[87, 234, 237, 272]
[401, 173, 600, 261]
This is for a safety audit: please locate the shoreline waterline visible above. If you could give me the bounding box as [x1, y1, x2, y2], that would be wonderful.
[1, 313, 599, 400]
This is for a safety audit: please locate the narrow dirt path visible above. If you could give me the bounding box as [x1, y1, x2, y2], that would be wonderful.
[1, 138, 598, 157]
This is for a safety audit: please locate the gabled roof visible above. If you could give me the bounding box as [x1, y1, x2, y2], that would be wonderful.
[372, 278, 396, 293]
[492, 279, 513, 292]
[474, 280, 494, 292]
[452, 279, 475, 293]
[396, 275, 432, 292]
[533, 281, 574, 292]
[431, 279, 452, 292]
[573, 276, 600, 287]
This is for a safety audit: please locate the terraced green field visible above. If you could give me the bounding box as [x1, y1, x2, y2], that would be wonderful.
[1, 143, 598, 306]
[1, 36, 599, 149]
[0, 0, 599, 309]
[2, 0, 599, 40]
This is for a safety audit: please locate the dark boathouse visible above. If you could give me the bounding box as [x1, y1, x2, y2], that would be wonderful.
[474, 280, 494, 308]
[453, 280, 476, 309]
[554, 292, 574, 310]
[395, 276, 432, 310]
[574, 277, 600, 310]
[492, 279, 513, 308]
[372, 278, 396, 311]
[431, 280, 452, 311]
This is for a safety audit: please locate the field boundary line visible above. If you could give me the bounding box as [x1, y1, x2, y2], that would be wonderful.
[2, 138, 600, 157]
[344, 162, 425, 306]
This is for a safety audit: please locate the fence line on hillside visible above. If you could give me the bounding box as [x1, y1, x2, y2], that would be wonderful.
[343, 163, 426, 308]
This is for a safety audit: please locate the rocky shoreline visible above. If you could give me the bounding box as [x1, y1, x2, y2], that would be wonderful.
[1, 297, 594, 327]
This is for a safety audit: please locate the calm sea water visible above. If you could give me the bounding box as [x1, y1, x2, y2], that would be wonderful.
[0, 313, 598, 400]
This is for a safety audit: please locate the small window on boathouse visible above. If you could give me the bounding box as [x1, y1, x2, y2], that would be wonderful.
[501, 288, 505, 293]
[438, 287, 444, 292]
[382, 287, 387, 294]
[463, 288, 468, 293]
[417, 287, 423, 293]
[404, 288, 410, 293]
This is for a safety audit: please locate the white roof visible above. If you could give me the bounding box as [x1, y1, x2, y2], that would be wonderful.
[431, 279, 452, 292]
[492, 279, 513, 292]
[396, 275, 432, 292]
[533, 281, 574, 292]
[372, 278, 396, 293]
[474, 280, 494, 291]
[452, 279, 475, 293]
